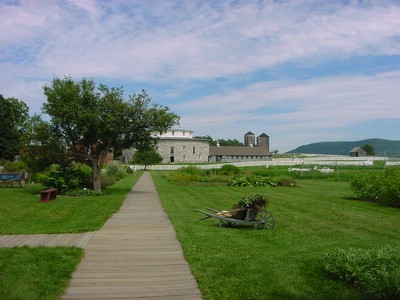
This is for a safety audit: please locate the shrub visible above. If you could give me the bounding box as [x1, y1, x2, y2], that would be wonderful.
[178, 166, 202, 175]
[350, 167, 400, 207]
[37, 163, 92, 194]
[290, 169, 329, 179]
[231, 194, 269, 220]
[218, 164, 240, 175]
[105, 162, 127, 180]
[228, 175, 277, 187]
[233, 194, 269, 210]
[321, 246, 400, 299]
[65, 188, 103, 196]
[248, 175, 277, 187]
[228, 175, 252, 186]
[274, 176, 296, 187]
[37, 164, 69, 194]
[3, 161, 28, 172]
[70, 162, 92, 188]
[172, 174, 200, 182]
[100, 174, 116, 187]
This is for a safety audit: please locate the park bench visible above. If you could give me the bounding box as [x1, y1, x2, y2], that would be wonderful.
[40, 188, 58, 202]
[0, 171, 29, 188]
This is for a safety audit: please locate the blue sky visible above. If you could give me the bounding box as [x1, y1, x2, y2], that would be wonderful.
[1, 0, 400, 152]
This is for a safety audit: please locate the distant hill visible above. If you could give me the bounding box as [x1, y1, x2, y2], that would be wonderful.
[288, 138, 400, 157]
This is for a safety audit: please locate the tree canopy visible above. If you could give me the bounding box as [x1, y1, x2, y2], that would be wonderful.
[363, 144, 375, 156]
[42, 76, 180, 191]
[194, 135, 243, 146]
[0, 95, 29, 161]
[131, 149, 163, 170]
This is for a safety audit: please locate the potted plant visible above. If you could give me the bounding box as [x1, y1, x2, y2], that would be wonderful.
[231, 194, 269, 220]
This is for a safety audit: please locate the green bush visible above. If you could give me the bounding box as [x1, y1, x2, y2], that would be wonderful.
[100, 173, 116, 187]
[233, 194, 269, 210]
[105, 162, 127, 180]
[274, 175, 296, 187]
[290, 169, 330, 179]
[248, 175, 277, 187]
[37, 164, 68, 193]
[228, 175, 277, 187]
[65, 188, 103, 196]
[350, 167, 400, 207]
[37, 163, 92, 194]
[218, 164, 240, 175]
[178, 166, 202, 175]
[3, 161, 28, 172]
[322, 246, 400, 299]
[172, 174, 200, 182]
[228, 175, 252, 186]
[98, 162, 128, 188]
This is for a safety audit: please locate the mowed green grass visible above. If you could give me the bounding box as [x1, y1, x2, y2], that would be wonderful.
[0, 247, 83, 300]
[152, 172, 400, 300]
[0, 172, 141, 234]
[0, 173, 141, 300]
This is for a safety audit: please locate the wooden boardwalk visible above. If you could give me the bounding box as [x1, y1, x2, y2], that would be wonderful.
[62, 172, 202, 299]
[0, 232, 96, 248]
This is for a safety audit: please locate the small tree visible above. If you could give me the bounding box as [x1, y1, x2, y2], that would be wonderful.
[363, 144, 375, 156]
[131, 149, 163, 170]
[42, 76, 179, 192]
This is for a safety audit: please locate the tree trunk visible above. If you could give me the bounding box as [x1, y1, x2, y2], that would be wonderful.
[91, 151, 108, 192]
[92, 162, 102, 192]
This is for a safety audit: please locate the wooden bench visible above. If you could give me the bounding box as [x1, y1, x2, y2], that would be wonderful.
[40, 188, 58, 202]
[0, 171, 28, 188]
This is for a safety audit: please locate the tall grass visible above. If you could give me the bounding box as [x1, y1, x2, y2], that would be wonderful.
[152, 172, 400, 299]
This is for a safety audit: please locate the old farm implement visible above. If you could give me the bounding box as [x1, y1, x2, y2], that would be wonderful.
[195, 194, 275, 230]
[195, 207, 275, 229]
[0, 171, 29, 188]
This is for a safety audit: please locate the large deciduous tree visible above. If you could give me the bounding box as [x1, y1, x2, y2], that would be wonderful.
[0, 95, 29, 161]
[42, 76, 180, 191]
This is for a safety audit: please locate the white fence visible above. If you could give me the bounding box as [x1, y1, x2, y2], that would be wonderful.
[131, 155, 394, 171]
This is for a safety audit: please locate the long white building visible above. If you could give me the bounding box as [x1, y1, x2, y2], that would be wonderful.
[121, 129, 271, 164]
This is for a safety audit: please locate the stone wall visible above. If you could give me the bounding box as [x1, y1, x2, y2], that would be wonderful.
[157, 139, 210, 163]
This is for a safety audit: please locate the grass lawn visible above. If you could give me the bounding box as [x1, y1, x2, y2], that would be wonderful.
[0, 172, 142, 234]
[0, 173, 141, 299]
[0, 247, 83, 300]
[152, 172, 400, 299]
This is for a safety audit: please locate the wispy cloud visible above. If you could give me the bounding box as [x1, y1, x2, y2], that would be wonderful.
[1, 0, 399, 151]
[178, 71, 400, 150]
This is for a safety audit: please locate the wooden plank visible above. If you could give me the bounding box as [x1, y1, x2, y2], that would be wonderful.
[0, 233, 97, 248]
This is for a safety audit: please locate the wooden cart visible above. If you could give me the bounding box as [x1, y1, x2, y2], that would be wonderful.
[0, 171, 29, 188]
[194, 207, 275, 230]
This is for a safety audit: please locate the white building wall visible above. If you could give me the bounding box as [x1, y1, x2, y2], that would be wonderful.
[158, 129, 193, 139]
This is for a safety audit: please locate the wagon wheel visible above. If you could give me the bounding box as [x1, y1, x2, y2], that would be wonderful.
[253, 210, 275, 230]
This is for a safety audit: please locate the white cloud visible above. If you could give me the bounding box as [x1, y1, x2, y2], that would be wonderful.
[1, 0, 400, 151]
[177, 71, 400, 151]
[2, 1, 400, 81]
